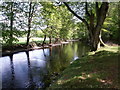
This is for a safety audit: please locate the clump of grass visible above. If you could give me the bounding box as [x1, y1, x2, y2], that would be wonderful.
[48, 46, 120, 89]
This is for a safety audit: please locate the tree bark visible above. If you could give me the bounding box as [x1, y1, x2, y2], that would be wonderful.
[91, 2, 109, 51]
[42, 35, 46, 45]
[26, 2, 35, 46]
[118, 2, 120, 45]
[10, 2, 14, 45]
[26, 2, 32, 46]
[49, 36, 52, 44]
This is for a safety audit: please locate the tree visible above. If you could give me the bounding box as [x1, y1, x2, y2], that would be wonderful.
[26, 2, 36, 46]
[63, 2, 109, 51]
[58, 5, 74, 41]
[0, 2, 23, 45]
[41, 2, 62, 44]
[72, 22, 88, 40]
[40, 2, 74, 44]
[101, 3, 120, 44]
[9, 2, 14, 45]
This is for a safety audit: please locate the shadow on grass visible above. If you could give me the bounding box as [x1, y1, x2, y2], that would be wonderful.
[49, 50, 120, 89]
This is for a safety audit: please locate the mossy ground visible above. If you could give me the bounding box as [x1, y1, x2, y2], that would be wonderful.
[48, 46, 120, 89]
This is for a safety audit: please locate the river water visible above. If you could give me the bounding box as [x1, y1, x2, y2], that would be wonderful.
[0, 42, 89, 89]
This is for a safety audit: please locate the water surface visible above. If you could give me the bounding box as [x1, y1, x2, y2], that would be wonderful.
[0, 42, 89, 89]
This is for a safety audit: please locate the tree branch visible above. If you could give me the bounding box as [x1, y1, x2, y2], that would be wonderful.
[63, 2, 89, 28]
[31, 3, 36, 18]
[85, 2, 90, 17]
[96, 2, 99, 21]
[95, 2, 109, 33]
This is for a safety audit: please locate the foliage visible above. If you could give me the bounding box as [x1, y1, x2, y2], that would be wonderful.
[102, 3, 119, 43]
[71, 22, 88, 40]
[0, 2, 119, 46]
[40, 2, 75, 42]
[0, 2, 26, 45]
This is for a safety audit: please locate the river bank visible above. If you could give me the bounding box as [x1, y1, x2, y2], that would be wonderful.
[1, 40, 79, 57]
[1, 39, 118, 57]
[48, 46, 120, 89]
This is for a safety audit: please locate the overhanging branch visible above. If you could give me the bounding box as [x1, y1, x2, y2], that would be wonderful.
[63, 2, 89, 28]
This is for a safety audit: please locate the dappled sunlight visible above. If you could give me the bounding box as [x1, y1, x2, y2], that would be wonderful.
[97, 46, 119, 53]
[97, 78, 112, 85]
[57, 73, 93, 85]
[55, 71, 116, 88]
[5, 50, 11, 53]
[57, 80, 65, 85]
[49, 48, 119, 89]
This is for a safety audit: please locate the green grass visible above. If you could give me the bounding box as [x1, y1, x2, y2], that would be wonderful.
[2, 37, 50, 47]
[48, 46, 120, 89]
[16, 37, 49, 44]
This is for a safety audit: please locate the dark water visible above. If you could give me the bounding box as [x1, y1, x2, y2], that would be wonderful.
[0, 42, 89, 89]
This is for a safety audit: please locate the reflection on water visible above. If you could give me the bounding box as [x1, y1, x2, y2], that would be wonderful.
[0, 42, 89, 89]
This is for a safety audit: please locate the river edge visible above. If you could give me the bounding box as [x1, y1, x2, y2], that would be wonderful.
[47, 46, 120, 89]
[1, 40, 79, 57]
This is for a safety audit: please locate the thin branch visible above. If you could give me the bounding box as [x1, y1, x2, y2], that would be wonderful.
[31, 3, 36, 18]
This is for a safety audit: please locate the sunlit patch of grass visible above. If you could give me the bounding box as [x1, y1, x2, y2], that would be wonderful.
[97, 46, 119, 52]
[48, 46, 120, 89]
[88, 46, 119, 56]
[2, 37, 50, 46]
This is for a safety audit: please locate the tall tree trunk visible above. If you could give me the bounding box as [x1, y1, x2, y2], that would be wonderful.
[89, 28, 107, 51]
[89, 26, 106, 51]
[26, 26, 31, 46]
[26, 2, 32, 46]
[89, 27, 100, 51]
[26, 22, 31, 46]
[10, 2, 14, 45]
[26, 2, 35, 46]
[91, 32, 100, 51]
[89, 2, 109, 51]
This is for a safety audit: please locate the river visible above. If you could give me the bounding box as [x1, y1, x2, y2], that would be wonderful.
[0, 42, 89, 89]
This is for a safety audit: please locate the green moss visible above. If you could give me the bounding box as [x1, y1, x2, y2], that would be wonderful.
[48, 46, 120, 89]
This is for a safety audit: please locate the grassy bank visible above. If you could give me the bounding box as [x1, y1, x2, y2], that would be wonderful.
[48, 46, 120, 89]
